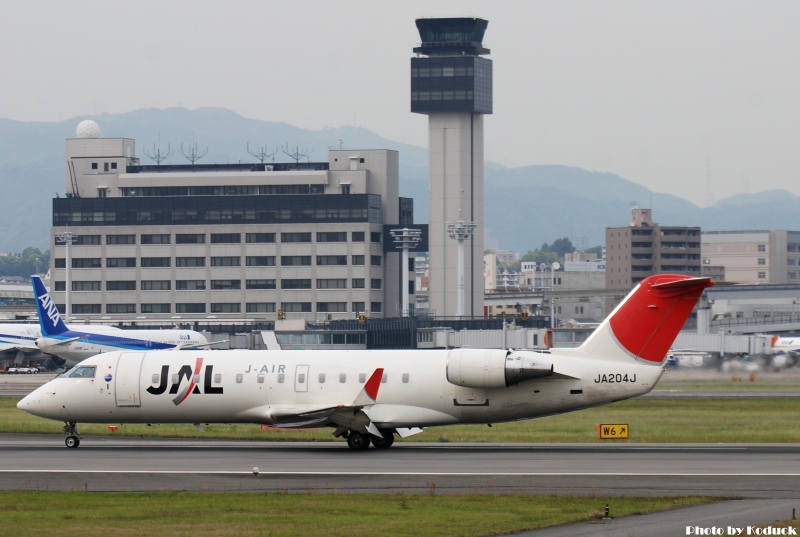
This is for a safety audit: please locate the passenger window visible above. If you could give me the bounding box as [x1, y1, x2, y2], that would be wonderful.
[381, 373, 388, 384]
[152, 374, 159, 384]
[318, 373, 326, 383]
[257, 375, 265, 384]
[339, 373, 346, 383]
[358, 373, 366, 383]
[298, 373, 306, 384]
[193, 374, 201, 384]
[214, 374, 221, 384]
[236, 374, 243, 383]
[402, 373, 409, 383]
[172, 374, 179, 384]
[278, 374, 285, 383]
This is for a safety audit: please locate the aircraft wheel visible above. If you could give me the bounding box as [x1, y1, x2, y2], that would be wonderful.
[371, 431, 394, 449]
[65, 436, 80, 448]
[346, 431, 370, 450]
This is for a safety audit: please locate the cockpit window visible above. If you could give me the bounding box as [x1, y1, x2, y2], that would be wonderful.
[60, 365, 80, 378]
[69, 366, 96, 378]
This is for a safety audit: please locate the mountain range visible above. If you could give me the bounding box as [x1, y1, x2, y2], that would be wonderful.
[0, 107, 797, 254]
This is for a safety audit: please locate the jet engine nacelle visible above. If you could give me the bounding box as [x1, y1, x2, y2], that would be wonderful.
[446, 349, 553, 389]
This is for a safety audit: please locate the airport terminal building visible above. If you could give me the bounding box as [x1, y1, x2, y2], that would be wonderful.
[48, 124, 419, 322]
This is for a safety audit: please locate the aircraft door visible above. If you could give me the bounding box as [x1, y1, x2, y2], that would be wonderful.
[294, 365, 309, 393]
[115, 352, 145, 407]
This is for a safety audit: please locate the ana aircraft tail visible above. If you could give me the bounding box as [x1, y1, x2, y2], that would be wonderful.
[32, 276, 69, 336]
[577, 274, 713, 365]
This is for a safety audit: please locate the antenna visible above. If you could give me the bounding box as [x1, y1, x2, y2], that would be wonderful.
[180, 135, 208, 165]
[704, 157, 715, 207]
[327, 140, 345, 151]
[282, 143, 312, 164]
[143, 134, 172, 165]
[247, 143, 277, 164]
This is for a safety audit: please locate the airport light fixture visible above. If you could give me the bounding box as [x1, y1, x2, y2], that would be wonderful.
[539, 262, 561, 328]
[447, 221, 477, 317]
[390, 228, 422, 317]
[55, 231, 78, 322]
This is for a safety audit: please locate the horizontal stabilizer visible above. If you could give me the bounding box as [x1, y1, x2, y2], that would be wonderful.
[44, 335, 87, 346]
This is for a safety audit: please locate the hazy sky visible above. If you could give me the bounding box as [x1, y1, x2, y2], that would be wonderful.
[2, 1, 799, 206]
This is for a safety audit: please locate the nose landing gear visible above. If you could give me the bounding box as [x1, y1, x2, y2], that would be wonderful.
[63, 422, 81, 448]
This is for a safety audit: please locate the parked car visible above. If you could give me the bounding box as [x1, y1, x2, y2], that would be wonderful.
[7, 366, 37, 374]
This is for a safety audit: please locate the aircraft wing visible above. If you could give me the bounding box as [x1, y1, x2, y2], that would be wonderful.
[172, 340, 229, 351]
[237, 368, 385, 429]
[0, 343, 28, 353]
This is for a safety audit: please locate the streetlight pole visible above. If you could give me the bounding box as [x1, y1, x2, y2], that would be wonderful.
[55, 231, 78, 322]
[539, 261, 561, 329]
[447, 221, 477, 317]
[389, 228, 422, 317]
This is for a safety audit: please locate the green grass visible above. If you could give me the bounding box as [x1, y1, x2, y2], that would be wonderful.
[0, 492, 714, 537]
[4, 398, 800, 443]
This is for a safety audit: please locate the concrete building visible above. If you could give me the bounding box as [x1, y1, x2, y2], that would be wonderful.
[49, 121, 418, 322]
[606, 208, 701, 290]
[701, 230, 800, 284]
[412, 17, 492, 317]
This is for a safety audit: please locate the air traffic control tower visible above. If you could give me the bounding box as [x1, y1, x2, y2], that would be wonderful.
[411, 17, 492, 317]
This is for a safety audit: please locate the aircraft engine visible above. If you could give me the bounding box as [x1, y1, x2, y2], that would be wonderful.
[446, 349, 553, 389]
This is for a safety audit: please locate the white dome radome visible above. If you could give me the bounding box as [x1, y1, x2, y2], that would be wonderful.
[76, 120, 100, 139]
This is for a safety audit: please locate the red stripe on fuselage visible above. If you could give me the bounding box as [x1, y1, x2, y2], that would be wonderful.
[177, 357, 204, 405]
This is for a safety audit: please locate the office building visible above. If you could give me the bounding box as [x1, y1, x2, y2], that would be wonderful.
[606, 208, 701, 290]
[49, 121, 418, 321]
[702, 230, 800, 284]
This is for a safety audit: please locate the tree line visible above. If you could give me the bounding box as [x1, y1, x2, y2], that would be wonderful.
[0, 247, 50, 278]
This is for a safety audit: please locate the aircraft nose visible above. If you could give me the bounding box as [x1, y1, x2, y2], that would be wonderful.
[17, 391, 43, 417]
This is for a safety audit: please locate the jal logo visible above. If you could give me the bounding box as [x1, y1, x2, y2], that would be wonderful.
[37, 292, 62, 326]
[146, 357, 223, 405]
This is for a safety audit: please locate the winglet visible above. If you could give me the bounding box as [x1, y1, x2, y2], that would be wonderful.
[32, 275, 69, 336]
[364, 368, 384, 401]
[351, 368, 384, 407]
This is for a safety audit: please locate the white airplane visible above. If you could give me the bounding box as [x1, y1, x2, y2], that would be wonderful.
[31, 276, 212, 367]
[18, 274, 712, 449]
[0, 324, 47, 365]
[0, 323, 127, 367]
[770, 336, 800, 354]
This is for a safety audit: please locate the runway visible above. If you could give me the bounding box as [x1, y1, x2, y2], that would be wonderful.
[2, 434, 800, 499]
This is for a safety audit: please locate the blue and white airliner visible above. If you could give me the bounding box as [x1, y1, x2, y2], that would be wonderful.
[32, 276, 212, 367]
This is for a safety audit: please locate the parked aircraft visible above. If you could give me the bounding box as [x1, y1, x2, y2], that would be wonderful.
[18, 274, 712, 449]
[770, 336, 800, 354]
[0, 324, 47, 365]
[0, 322, 128, 367]
[31, 276, 211, 367]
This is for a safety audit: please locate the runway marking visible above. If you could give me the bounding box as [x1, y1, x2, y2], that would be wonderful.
[1, 470, 799, 477]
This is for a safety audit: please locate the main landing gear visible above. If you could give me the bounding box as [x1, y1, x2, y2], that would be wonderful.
[63, 422, 81, 448]
[345, 430, 395, 450]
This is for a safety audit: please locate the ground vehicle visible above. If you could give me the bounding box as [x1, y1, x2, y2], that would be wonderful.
[7, 366, 37, 374]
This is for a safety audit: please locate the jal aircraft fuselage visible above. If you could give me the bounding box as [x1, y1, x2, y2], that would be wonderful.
[19, 274, 713, 449]
[23, 348, 659, 428]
